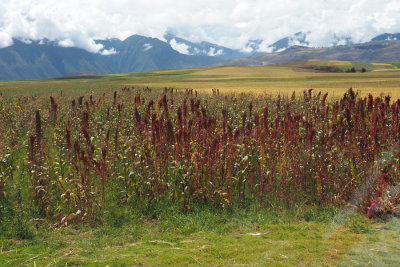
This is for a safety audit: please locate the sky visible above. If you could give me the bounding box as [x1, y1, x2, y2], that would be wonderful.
[0, 0, 399, 53]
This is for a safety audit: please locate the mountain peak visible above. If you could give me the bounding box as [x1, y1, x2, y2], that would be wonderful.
[163, 33, 254, 59]
[372, 33, 400, 41]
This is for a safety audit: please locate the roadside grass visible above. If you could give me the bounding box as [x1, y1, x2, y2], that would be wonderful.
[1, 205, 399, 266]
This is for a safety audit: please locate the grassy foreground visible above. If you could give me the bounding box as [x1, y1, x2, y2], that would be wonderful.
[1, 207, 400, 266]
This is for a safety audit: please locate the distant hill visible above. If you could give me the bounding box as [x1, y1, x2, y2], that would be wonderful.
[0, 39, 113, 80]
[0, 35, 221, 80]
[277, 59, 400, 73]
[372, 33, 400, 41]
[218, 40, 400, 67]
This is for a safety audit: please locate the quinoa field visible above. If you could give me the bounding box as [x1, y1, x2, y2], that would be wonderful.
[1, 65, 400, 266]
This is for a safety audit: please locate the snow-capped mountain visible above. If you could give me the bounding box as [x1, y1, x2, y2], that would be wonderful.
[245, 32, 353, 53]
[268, 32, 310, 52]
[164, 33, 253, 60]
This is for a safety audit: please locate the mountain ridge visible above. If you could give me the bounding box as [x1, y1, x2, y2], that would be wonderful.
[0, 35, 222, 80]
[217, 40, 400, 67]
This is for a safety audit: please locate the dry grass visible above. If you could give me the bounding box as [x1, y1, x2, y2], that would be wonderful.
[371, 63, 394, 66]
[328, 60, 353, 66]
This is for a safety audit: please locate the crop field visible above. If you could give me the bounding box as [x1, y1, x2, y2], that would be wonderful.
[1, 65, 400, 266]
[1, 64, 400, 98]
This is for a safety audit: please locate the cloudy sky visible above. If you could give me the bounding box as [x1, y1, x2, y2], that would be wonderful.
[0, 0, 399, 53]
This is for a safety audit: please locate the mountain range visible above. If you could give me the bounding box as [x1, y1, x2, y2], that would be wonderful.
[0, 35, 225, 80]
[220, 39, 400, 67]
[0, 32, 399, 80]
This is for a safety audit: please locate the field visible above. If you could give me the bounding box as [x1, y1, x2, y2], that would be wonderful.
[1, 64, 400, 98]
[1, 65, 400, 266]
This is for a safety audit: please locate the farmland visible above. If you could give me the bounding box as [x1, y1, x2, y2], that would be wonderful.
[1, 63, 400, 98]
[1, 65, 400, 266]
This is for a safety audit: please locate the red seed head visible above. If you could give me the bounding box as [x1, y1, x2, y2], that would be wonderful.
[74, 141, 80, 156]
[35, 110, 42, 138]
[348, 88, 355, 101]
[102, 146, 107, 161]
[322, 92, 328, 107]
[254, 113, 259, 127]
[263, 105, 269, 131]
[242, 112, 247, 128]
[82, 126, 90, 144]
[135, 107, 141, 124]
[307, 89, 313, 100]
[190, 98, 195, 113]
[78, 96, 84, 106]
[201, 107, 207, 118]
[165, 119, 175, 142]
[177, 107, 182, 128]
[162, 95, 168, 112]
[147, 100, 154, 113]
[183, 99, 187, 119]
[195, 99, 200, 110]
[222, 109, 228, 121]
[29, 134, 36, 159]
[276, 98, 281, 111]
[367, 94, 373, 112]
[50, 96, 55, 106]
[65, 127, 71, 148]
[385, 95, 391, 107]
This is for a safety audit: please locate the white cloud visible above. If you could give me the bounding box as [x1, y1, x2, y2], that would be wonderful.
[143, 43, 152, 51]
[58, 39, 74, 47]
[169, 38, 191, 55]
[241, 46, 254, 53]
[0, 0, 399, 53]
[0, 31, 13, 47]
[100, 47, 117, 55]
[207, 47, 224, 56]
[255, 41, 275, 53]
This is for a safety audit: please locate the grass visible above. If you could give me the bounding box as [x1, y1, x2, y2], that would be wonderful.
[1, 207, 400, 266]
[1, 64, 400, 99]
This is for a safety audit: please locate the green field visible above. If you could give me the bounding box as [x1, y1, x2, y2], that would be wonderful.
[1, 65, 400, 266]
